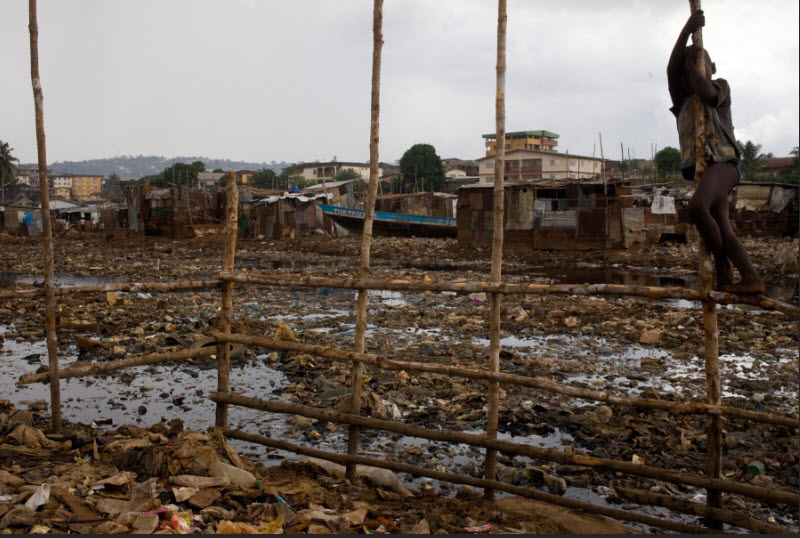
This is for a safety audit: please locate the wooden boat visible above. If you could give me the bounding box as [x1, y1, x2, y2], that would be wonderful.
[317, 203, 456, 237]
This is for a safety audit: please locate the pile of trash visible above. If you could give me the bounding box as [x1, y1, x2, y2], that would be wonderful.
[3, 400, 612, 534]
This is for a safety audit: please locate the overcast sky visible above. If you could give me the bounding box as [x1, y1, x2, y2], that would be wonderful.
[2, 0, 798, 167]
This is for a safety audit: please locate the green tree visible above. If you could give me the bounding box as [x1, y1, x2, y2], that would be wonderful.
[399, 143, 444, 192]
[1, 140, 20, 205]
[251, 168, 278, 189]
[157, 161, 206, 188]
[738, 140, 771, 181]
[333, 168, 361, 182]
[654, 146, 681, 179]
[278, 166, 297, 190]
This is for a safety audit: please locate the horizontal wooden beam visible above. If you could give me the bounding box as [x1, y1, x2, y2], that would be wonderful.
[210, 392, 798, 506]
[18, 346, 216, 384]
[0, 279, 221, 300]
[219, 272, 798, 316]
[214, 332, 799, 429]
[614, 486, 793, 534]
[215, 426, 717, 534]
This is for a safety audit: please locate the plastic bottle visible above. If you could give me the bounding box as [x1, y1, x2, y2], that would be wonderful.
[169, 475, 230, 488]
[208, 462, 260, 488]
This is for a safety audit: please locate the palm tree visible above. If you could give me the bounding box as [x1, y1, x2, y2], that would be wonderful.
[0, 140, 20, 205]
[737, 140, 771, 181]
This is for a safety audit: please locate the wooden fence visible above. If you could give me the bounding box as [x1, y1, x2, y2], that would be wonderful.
[13, 0, 799, 533]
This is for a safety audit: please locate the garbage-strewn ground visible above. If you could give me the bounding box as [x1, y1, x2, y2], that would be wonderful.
[1, 231, 798, 533]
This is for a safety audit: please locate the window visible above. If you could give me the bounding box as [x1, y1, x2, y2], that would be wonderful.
[550, 159, 560, 166]
[549, 174, 560, 179]
[485, 162, 494, 169]
[569, 159, 576, 166]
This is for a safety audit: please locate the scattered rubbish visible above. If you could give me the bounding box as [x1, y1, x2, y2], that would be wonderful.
[23, 483, 50, 511]
[209, 461, 260, 488]
[274, 324, 299, 342]
[746, 460, 766, 476]
[465, 522, 493, 533]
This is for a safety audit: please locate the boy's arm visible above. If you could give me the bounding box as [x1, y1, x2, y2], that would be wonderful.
[685, 57, 718, 104]
[667, 10, 704, 81]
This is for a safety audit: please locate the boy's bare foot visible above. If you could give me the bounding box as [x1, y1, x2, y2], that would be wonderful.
[715, 260, 734, 291]
[723, 278, 765, 296]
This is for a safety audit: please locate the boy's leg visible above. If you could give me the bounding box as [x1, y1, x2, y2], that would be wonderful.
[687, 163, 738, 289]
[712, 187, 765, 294]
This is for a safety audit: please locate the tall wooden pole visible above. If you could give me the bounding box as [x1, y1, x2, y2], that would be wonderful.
[215, 171, 238, 428]
[688, 0, 722, 528]
[484, 0, 507, 501]
[28, 0, 60, 433]
[346, 0, 383, 483]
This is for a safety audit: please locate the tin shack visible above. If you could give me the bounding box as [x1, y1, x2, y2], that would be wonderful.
[456, 179, 624, 250]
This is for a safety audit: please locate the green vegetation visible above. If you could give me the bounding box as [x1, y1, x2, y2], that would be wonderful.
[398, 144, 444, 192]
[737, 140, 773, 181]
[251, 168, 278, 189]
[654, 146, 681, 178]
[0, 140, 20, 205]
[333, 168, 361, 182]
[151, 161, 206, 188]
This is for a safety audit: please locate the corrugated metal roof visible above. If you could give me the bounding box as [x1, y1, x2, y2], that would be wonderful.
[303, 179, 362, 191]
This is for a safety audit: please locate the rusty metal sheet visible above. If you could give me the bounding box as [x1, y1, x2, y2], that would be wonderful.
[578, 208, 606, 238]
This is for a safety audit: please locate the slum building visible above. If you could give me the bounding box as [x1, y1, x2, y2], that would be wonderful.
[374, 192, 457, 219]
[732, 182, 799, 237]
[456, 179, 624, 250]
[127, 184, 220, 238]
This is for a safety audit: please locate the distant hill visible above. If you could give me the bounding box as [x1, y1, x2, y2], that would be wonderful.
[18, 155, 292, 178]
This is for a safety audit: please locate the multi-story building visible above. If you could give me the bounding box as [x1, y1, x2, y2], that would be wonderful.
[71, 174, 103, 200]
[15, 168, 51, 187]
[50, 174, 73, 198]
[236, 170, 255, 185]
[293, 161, 382, 185]
[197, 171, 224, 190]
[476, 149, 603, 184]
[482, 130, 559, 156]
[441, 158, 479, 176]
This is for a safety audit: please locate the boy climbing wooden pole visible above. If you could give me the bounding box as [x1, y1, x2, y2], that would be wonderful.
[667, 7, 765, 295]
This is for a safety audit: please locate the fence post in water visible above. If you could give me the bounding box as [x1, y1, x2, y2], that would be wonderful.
[688, 0, 723, 528]
[215, 171, 239, 428]
[346, 0, 383, 483]
[28, 0, 61, 433]
[484, 0, 507, 501]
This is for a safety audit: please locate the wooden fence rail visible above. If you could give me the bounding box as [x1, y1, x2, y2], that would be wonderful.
[213, 331, 799, 428]
[18, 346, 216, 385]
[214, 426, 723, 535]
[218, 272, 799, 316]
[209, 391, 798, 506]
[0, 279, 221, 300]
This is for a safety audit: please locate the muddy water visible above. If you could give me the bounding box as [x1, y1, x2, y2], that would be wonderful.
[0, 324, 291, 460]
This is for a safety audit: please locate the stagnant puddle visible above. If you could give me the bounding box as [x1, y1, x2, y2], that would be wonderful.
[0, 324, 290, 459]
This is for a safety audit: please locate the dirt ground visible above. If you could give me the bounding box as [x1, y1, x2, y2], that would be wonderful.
[0, 230, 798, 533]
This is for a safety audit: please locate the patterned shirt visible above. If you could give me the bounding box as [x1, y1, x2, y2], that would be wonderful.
[670, 78, 741, 181]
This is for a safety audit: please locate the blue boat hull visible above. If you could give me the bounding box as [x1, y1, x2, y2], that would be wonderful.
[318, 203, 456, 238]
